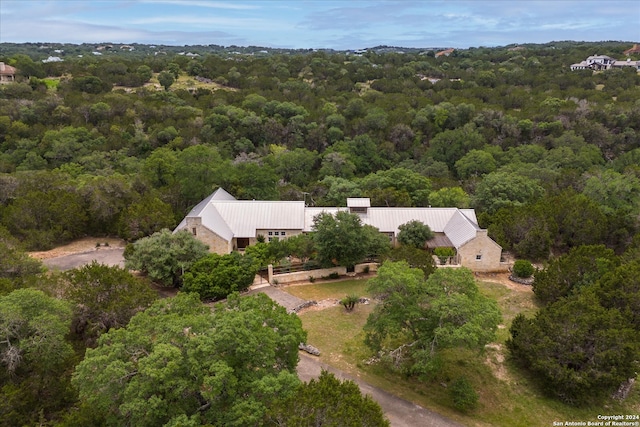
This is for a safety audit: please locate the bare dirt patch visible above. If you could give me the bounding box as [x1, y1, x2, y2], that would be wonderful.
[475, 272, 533, 293]
[29, 237, 127, 271]
[484, 343, 513, 384]
[297, 298, 340, 314]
[29, 237, 126, 260]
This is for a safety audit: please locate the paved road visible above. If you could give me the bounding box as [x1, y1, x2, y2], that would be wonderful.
[297, 353, 465, 427]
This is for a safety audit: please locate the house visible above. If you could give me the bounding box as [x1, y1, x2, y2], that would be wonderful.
[0, 62, 17, 83]
[174, 188, 505, 272]
[571, 54, 640, 71]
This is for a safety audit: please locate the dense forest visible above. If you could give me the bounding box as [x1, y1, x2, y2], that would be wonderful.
[1, 40, 639, 425]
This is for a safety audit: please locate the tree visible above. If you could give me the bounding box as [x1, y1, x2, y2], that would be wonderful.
[312, 211, 387, 267]
[266, 370, 390, 426]
[473, 171, 544, 214]
[62, 262, 157, 346]
[182, 252, 259, 301]
[3, 188, 88, 250]
[582, 169, 640, 217]
[0, 226, 43, 294]
[117, 194, 176, 241]
[397, 220, 434, 248]
[428, 186, 470, 208]
[0, 289, 75, 425]
[383, 245, 435, 276]
[364, 262, 500, 377]
[507, 290, 638, 405]
[533, 245, 618, 305]
[72, 292, 306, 426]
[454, 149, 497, 179]
[124, 229, 209, 287]
[158, 71, 175, 90]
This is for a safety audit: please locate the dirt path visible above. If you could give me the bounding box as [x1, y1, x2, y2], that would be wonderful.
[297, 353, 465, 427]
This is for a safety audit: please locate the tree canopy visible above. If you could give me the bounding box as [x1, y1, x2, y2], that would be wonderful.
[364, 262, 501, 377]
[72, 292, 306, 426]
[124, 229, 209, 287]
[312, 211, 389, 267]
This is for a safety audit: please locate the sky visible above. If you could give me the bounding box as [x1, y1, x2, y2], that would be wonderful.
[1, 0, 639, 50]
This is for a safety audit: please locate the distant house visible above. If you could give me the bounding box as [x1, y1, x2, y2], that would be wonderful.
[0, 62, 17, 83]
[43, 56, 63, 63]
[571, 54, 640, 71]
[174, 188, 506, 272]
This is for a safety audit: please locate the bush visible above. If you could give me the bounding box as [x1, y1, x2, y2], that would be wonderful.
[434, 247, 456, 264]
[513, 259, 534, 278]
[450, 377, 478, 412]
[340, 294, 360, 311]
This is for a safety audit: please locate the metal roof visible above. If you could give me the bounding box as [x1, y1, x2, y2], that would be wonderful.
[176, 189, 485, 250]
[444, 210, 479, 248]
[347, 198, 371, 208]
[211, 201, 305, 238]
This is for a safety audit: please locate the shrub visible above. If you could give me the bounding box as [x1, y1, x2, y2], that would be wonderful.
[450, 377, 478, 412]
[513, 259, 534, 278]
[340, 294, 360, 311]
[434, 247, 456, 264]
[328, 272, 340, 280]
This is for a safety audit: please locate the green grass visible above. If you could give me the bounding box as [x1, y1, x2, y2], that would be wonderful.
[288, 277, 640, 427]
[283, 279, 370, 301]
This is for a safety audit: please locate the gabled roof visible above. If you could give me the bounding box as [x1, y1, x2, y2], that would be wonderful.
[211, 201, 305, 237]
[177, 188, 486, 249]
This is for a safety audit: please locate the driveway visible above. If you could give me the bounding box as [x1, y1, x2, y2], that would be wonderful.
[296, 353, 465, 427]
[42, 248, 125, 271]
[38, 246, 465, 427]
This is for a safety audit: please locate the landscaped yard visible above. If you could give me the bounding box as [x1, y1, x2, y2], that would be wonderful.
[285, 275, 640, 427]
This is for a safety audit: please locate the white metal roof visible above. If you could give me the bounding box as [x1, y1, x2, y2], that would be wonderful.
[444, 210, 479, 248]
[211, 201, 305, 238]
[347, 198, 371, 208]
[176, 189, 485, 249]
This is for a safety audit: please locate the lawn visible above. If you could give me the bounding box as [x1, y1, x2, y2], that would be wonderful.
[288, 276, 640, 427]
[283, 278, 371, 301]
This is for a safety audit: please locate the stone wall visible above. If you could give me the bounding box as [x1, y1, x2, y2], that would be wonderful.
[269, 265, 347, 284]
[184, 217, 231, 254]
[458, 230, 507, 272]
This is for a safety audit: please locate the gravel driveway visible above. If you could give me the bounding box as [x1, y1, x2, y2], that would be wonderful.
[42, 248, 125, 271]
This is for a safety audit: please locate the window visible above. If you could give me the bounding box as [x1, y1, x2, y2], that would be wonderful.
[192, 227, 197, 236]
[476, 254, 482, 261]
[281, 231, 286, 236]
[274, 231, 280, 236]
[268, 231, 273, 236]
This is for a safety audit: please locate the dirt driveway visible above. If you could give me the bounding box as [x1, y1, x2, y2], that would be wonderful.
[297, 353, 465, 427]
[30, 237, 126, 271]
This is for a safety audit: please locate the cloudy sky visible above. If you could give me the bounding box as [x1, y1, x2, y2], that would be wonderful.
[1, 0, 638, 50]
